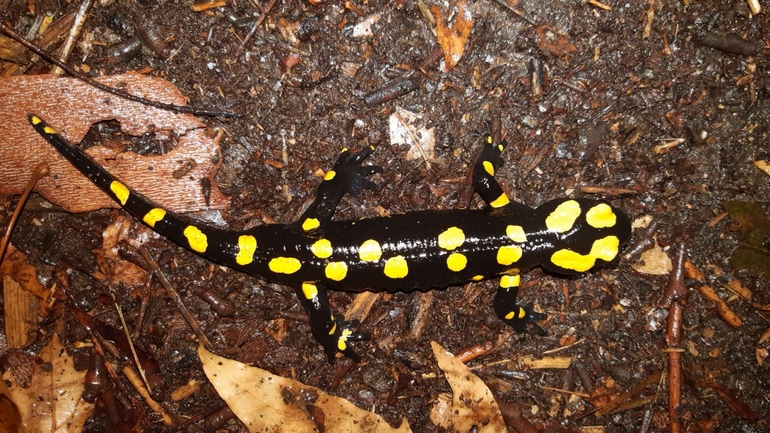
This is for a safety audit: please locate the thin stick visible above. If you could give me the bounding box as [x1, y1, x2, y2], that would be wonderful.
[0, 21, 236, 118]
[0, 162, 50, 263]
[233, 0, 278, 60]
[51, 0, 94, 75]
[138, 246, 214, 351]
[115, 301, 153, 396]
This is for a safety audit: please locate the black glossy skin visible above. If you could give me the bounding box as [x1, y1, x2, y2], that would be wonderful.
[28, 114, 632, 361]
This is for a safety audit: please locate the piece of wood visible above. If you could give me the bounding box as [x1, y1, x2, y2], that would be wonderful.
[0, 73, 228, 213]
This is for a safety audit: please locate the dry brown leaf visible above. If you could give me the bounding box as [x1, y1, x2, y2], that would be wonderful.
[1, 245, 48, 348]
[0, 379, 22, 433]
[755, 158, 770, 176]
[2, 275, 39, 350]
[429, 341, 505, 432]
[92, 214, 148, 288]
[431, 1, 473, 70]
[0, 34, 28, 64]
[3, 330, 93, 432]
[0, 73, 228, 213]
[0, 245, 48, 301]
[198, 345, 411, 433]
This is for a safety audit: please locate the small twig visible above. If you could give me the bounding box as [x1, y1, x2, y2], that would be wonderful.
[0, 21, 236, 118]
[138, 246, 214, 351]
[542, 338, 585, 354]
[595, 370, 663, 417]
[540, 386, 590, 398]
[0, 162, 50, 263]
[114, 301, 153, 396]
[662, 243, 687, 433]
[51, 0, 94, 75]
[233, 0, 278, 60]
[658, 243, 688, 308]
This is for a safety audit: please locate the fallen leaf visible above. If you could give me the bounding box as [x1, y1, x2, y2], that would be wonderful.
[0, 73, 228, 213]
[0, 245, 48, 301]
[0, 34, 28, 64]
[632, 237, 672, 275]
[0, 380, 21, 433]
[431, 1, 473, 70]
[198, 345, 411, 433]
[351, 13, 380, 38]
[429, 341, 505, 432]
[724, 201, 770, 276]
[92, 214, 149, 288]
[3, 330, 94, 432]
[388, 106, 436, 163]
[754, 157, 770, 176]
[1, 245, 48, 348]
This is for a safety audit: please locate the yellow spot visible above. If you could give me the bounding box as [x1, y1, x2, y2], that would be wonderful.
[550, 235, 620, 272]
[324, 170, 336, 181]
[518, 307, 526, 319]
[183, 226, 208, 253]
[302, 282, 318, 299]
[490, 193, 510, 208]
[585, 203, 617, 229]
[358, 239, 382, 262]
[545, 200, 581, 233]
[486, 136, 493, 144]
[325, 262, 348, 281]
[110, 181, 130, 206]
[497, 144, 504, 152]
[446, 253, 467, 272]
[329, 319, 337, 335]
[341, 147, 348, 153]
[472, 275, 484, 281]
[143, 208, 166, 228]
[499, 275, 520, 289]
[236, 235, 257, 265]
[438, 227, 465, 251]
[337, 329, 353, 351]
[505, 311, 515, 320]
[506, 225, 527, 243]
[483, 160, 495, 176]
[497, 245, 522, 266]
[30, 115, 42, 125]
[44, 126, 57, 134]
[311, 239, 333, 259]
[302, 218, 320, 231]
[383, 256, 408, 279]
[268, 257, 302, 274]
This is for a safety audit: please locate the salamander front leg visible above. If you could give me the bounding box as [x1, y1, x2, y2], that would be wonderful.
[472, 135, 511, 209]
[295, 282, 370, 362]
[493, 275, 547, 335]
[295, 146, 382, 232]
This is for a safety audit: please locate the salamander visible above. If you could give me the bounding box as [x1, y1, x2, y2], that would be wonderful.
[27, 114, 632, 362]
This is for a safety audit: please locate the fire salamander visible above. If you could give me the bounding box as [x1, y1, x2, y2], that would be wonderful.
[28, 114, 632, 362]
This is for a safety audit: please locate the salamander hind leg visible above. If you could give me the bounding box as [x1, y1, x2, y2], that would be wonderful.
[493, 274, 547, 335]
[294, 282, 370, 362]
[295, 146, 382, 232]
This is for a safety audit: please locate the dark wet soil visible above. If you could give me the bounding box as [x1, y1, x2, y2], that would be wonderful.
[2, 0, 769, 431]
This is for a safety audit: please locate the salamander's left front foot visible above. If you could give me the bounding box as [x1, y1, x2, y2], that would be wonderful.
[494, 282, 548, 336]
[315, 316, 371, 362]
[504, 303, 548, 336]
[333, 146, 383, 195]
